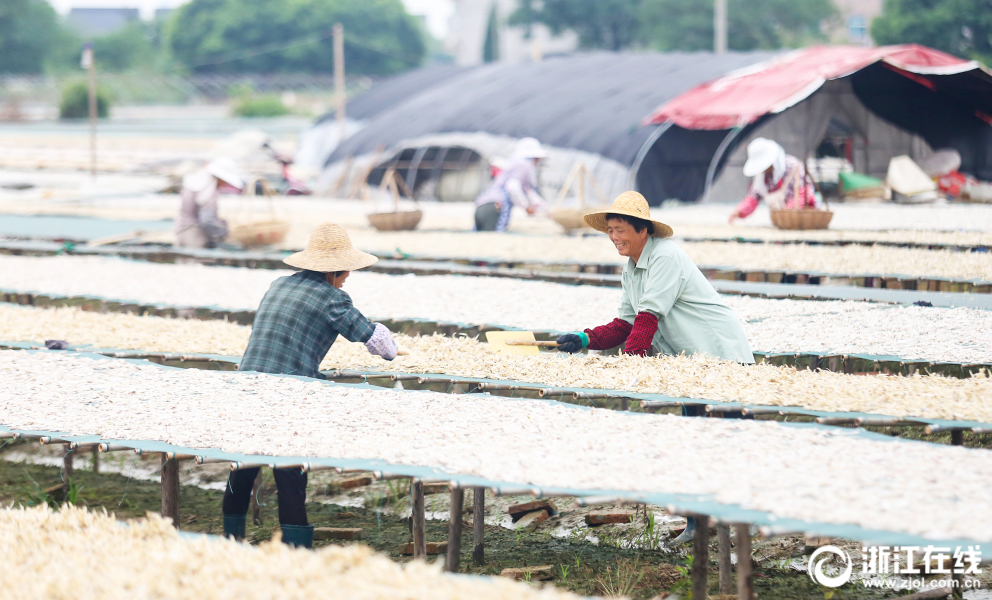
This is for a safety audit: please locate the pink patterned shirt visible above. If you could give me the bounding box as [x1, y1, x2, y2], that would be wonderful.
[735, 155, 816, 218]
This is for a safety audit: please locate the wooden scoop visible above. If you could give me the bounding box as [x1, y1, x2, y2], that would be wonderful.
[485, 331, 559, 356]
[504, 341, 561, 347]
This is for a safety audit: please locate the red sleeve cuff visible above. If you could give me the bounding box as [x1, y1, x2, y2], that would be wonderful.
[624, 312, 659, 356]
[584, 318, 632, 350]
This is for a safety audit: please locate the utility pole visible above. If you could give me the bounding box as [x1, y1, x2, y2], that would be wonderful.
[333, 23, 346, 143]
[81, 42, 98, 177]
[714, 0, 728, 54]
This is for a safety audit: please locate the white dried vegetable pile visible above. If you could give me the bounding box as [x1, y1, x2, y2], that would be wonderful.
[3, 273, 992, 363]
[321, 334, 992, 423]
[0, 505, 575, 600]
[683, 241, 992, 281]
[2, 303, 991, 421]
[3, 351, 991, 541]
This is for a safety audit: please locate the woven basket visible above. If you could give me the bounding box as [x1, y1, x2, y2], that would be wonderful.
[770, 209, 834, 230]
[368, 210, 423, 231]
[550, 208, 591, 233]
[229, 220, 290, 247]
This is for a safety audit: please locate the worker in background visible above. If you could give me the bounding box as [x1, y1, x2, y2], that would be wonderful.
[222, 222, 399, 549]
[728, 137, 817, 223]
[175, 157, 243, 248]
[474, 137, 550, 232]
[555, 191, 754, 544]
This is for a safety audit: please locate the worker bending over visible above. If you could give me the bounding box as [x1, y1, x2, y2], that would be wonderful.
[474, 137, 549, 231]
[555, 191, 754, 544]
[728, 137, 817, 223]
[175, 157, 243, 248]
[222, 222, 399, 548]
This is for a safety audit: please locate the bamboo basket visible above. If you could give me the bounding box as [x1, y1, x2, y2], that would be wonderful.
[368, 167, 423, 231]
[368, 210, 423, 231]
[770, 209, 834, 230]
[229, 220, 290, 247]
[549, 162, 607, 233]
[231, 178, 290, 247]
[549, 208, 589, 233]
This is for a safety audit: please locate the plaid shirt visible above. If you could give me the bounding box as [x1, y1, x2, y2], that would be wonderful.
[240, 270, 375, 379]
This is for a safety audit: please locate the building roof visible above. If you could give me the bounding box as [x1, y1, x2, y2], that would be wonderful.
[644, 44, 992, 130]
[327, 51, 778, 168]
[66, 8, 140, 36]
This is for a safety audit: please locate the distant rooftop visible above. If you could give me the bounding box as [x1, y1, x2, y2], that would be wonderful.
[66, 7, 139, 36]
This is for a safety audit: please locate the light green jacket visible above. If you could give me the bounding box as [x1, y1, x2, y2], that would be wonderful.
[618, 237, 754, 363]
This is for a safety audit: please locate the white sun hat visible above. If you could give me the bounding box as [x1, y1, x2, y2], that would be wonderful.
[742, 138, 785, 178]
[205, 156, 245, 189]
[513, 137, 550, 160]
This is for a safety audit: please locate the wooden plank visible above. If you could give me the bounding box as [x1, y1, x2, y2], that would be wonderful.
[692, 514, 711, 600]
[736, 523, 753, 600]
[473, 487, 485, 566]
[446, 487, 464, 572]
[161, 454, 180, 529]
[411, 480, 426, 558]
[717, 523, 733, 594]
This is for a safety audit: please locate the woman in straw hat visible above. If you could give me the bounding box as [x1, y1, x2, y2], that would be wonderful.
[175, 156, 244, 248]
[222, 222, 399, 549]
[728, 137, 817, 223]
[555, 191, 755, 543]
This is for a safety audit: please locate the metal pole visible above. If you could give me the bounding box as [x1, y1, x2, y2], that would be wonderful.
[333, 23, 346, 144]
[714, 0, 728, 54]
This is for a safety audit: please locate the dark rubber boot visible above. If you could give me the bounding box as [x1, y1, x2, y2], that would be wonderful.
[670, 516, 695, 545]
[223, 514, 246, 540]
[280, 524, 314, 549]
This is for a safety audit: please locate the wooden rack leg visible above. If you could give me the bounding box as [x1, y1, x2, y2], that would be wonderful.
[161, 454, 180, 529]
[952, 430, 964, 446]
[411, 480, 426, 558]
[91, 446, 99, 473]
[446, 488, 464, 572]
[473, 487, 485, 565]
[736, 523, 753, 600]
[717, 523, 733, 594]
[691, 514, 710, 600]
[63, 444, 74, 494]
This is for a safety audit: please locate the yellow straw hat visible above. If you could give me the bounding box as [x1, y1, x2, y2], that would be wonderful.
[583, 191, 674, 238]
[283, 223, 378, 272]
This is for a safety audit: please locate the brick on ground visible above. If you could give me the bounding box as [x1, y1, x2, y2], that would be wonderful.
[500, 566, 554, 581]
[338, 476, 373, 490]
[399, 541, 448, 555]
[515, 510, 549, 531]
[422, 482, 449, 495]
[585, 511, 635, 526]
[314, 527, 363, 541]
[507, 499, 558, 521]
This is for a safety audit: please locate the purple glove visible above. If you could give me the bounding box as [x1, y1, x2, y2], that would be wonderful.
[364, 323, 397, 360]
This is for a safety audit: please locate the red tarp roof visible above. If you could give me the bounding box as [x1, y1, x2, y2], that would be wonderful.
[643, 44, 987, 130]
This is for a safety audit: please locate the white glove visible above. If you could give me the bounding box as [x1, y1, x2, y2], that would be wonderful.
[364, 323, 398, 361]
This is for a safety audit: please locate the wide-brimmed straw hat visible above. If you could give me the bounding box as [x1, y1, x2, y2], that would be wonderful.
[205, 156, 245, 189]
[742, 138, 784, 178]
[583, 191, 674, 238]
[283, 223, 378, 273]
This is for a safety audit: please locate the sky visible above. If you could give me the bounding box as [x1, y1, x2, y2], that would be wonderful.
[46, 0, 455, 38]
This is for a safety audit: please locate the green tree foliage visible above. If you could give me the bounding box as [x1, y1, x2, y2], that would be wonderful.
[167, 0, 426, 75]
[641, 0, 836, 51]
[93, 22, 159, 72]
[58, 81, 111, 119]
[511, 0, 835, 51]
[872, 0, 991, 61]
[483, 3, 500, 62]
[0, 0, 62, 73]
[510, 0, 643, 50]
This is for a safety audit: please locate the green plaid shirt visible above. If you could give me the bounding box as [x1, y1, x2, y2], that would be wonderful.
[240, 270, 375, 379]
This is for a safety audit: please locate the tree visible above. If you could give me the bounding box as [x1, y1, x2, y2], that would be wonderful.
[872, 0, 991, 62]
[511, 0, 835, 52]
[510, 0, 643, 51]
[93, 22, 159, 72]
[166, 0, 426, 75]
[483, 3, 500, 62]
[640, 0, 836, 51]
[0, 0, 62, 73]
